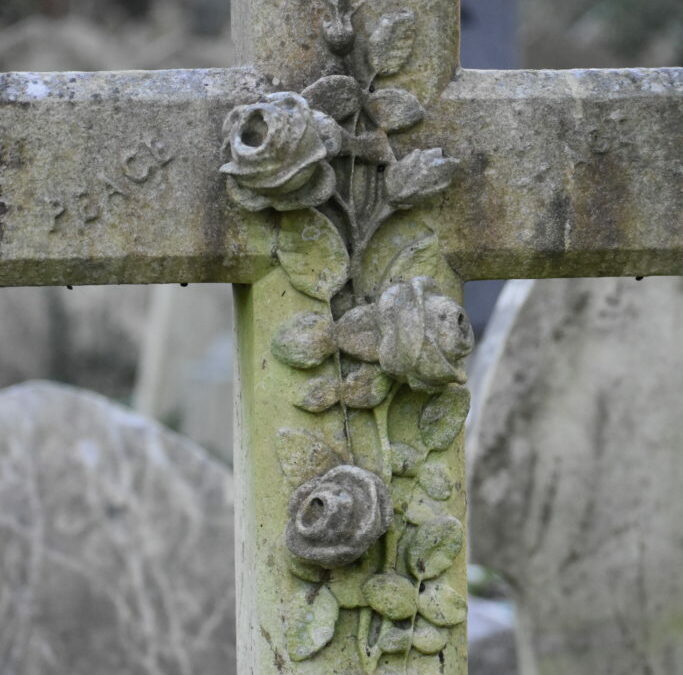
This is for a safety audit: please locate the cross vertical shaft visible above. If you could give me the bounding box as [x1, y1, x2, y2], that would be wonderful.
[230, 1, 469, 673]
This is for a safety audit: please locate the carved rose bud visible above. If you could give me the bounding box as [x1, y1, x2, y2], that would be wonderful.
[220, 92, 342, 211]
[385, 148, 460, 209]
[377, 277, 474, 392]
[286, 465, 393, 568]
[322, 0, 355, 56]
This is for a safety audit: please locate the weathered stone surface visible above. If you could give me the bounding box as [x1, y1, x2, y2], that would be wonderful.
[234, 0, 460, 102]
[0, 67, 277, 286]
[0, 381, 235, 675]
[1, 67, 680, 286]
[399, 67, 683, 280]
[468, 277, 683, 674]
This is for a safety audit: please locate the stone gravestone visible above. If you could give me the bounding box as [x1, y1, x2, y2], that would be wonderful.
[0, 381, 236, 675]
[468, 276, 683, 674]
[0, 0, 681, 671]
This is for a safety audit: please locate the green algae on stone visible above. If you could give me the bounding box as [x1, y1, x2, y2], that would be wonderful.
[417, 581, 467, 627]
[407, 516, 464, 580]
[286, 585, 340, 661]
[363, 572, 417, 620]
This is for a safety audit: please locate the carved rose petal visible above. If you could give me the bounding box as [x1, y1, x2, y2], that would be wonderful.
[223, 174, 272, 211]
[268, 162, 337, 211]
[413, 337, 462, 386]
[377, 277, 472, 391]
[424, 294, 474, 362]
[226, 95, 310, 174]
[286, 465, 392, 568]
[227, 124, 326, 190]
[312, 111, 343, 158]
[335, 304, 381, 362]
[377, 278, 430, 378]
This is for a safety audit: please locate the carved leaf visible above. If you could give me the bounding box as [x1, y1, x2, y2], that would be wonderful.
[286, 585, 339, 662]
[302, 75, 362, 121]
[379, 233, 440, 294]
[417, 463, 454, 501]
[412, 616, 450, 654]
[417, 582, 467, 627]
[419, 385, 471, 450]
[407, 516, 464, 580]
[278, 209, 350, 301]
[390, 442, 427, 478]
[405, 486, 448, 525]
[385, 148, 460, 209]
[327, 544, 380, 608]
[362, 572, 417, 620]
[378, 622, 413, 654]
[275, 428, 342, 487]
[288, 555, 328, 583]
[366, 88, 424, 133]
[368, 11, 417, 77]
[335, 304, 381, 362]
[271, 312, 336, 369]
[342, 362, 392, 409]
[293, 375, 340, 413]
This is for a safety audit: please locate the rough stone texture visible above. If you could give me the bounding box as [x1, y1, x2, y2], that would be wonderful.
[1, 67, 680, 286]
[285, 465, 393, 568]
[0, 67, 277, 287]
[468, 277, 683, 674]
[404, 67, 683, 281]
[0, 285, 148, 398]
[233, 0, 460, 103]
[0, 381, 236, 675]
[133, 284, 234, 464]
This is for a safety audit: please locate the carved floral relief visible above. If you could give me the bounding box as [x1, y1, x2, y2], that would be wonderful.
[221, 2, 473, 671]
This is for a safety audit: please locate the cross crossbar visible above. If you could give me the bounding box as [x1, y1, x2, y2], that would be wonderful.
[1, 67, 680, 288]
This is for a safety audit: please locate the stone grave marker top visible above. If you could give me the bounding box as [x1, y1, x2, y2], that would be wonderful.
[0, 0, 681, 673]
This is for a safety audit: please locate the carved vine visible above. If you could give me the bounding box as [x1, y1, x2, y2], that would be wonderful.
[221, 3, 473, 672]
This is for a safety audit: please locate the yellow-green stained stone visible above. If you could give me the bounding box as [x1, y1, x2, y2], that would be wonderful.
[417, 581, 467, 627]
[362, 572, 417, 620]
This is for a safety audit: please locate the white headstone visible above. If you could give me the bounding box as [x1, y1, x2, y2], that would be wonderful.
[0, 381, 236, 675]
[468, 276, 683, 675]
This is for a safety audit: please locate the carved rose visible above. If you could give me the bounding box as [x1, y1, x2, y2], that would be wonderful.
[377, 277, 474, 392]
[220, 92, 342, 211]
[286, 465, 393, 568]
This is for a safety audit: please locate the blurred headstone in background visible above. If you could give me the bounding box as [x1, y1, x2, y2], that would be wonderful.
[0, 286, 147, 400]
[0, 0, 233, 72]
[134, 285, 234, 464]
[522, 0, 682, 68]
[0, 381, 236, 675]
[189, 0, 230, 36]
[468, 277, 683, 674]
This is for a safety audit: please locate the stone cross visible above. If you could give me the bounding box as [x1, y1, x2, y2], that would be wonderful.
[0, 1, 680, 673]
